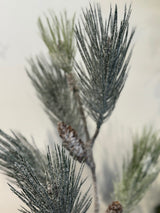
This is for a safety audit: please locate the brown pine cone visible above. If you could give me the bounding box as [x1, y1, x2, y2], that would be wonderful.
[58, 122, 87, 162]
[106, 201, 123, 213]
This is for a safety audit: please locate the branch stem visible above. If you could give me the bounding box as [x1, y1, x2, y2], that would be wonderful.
[67, 73, 90, 141]
[91, 163, 99, 213]
[91, 126, 100, 148]
[75, 91, 90, 141]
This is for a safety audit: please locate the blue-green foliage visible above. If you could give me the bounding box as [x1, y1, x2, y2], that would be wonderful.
[114, 128, 160, 213]
[75, 4, 135, 128]
[0, 130, 91, 213]
[27, 56, 84, 138]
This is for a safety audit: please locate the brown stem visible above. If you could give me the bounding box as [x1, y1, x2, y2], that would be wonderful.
[91, 126, 100, 148]
[86, 123, 101, 212]
[91, 163, 99, 213]
[67, 73, 90, 141]
[75, 91, 90, 141]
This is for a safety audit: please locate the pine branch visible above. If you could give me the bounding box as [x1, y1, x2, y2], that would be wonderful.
[28, 11, 90, 140]
[114, 128, 160, 213]
[75, 5, 135, 211]
[0, 130, 92, 212]
[38, 11, 90, 141]
[27, 56, 84, 138]
[0, 4, 140, 213]
[8, 146, 92, 213]
[0, 130, 46, 185]
[75, 4, 135, 131]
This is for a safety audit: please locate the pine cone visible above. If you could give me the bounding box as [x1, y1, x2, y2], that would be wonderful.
[58, 122, 87, 162]
[106, 201, 123, 213]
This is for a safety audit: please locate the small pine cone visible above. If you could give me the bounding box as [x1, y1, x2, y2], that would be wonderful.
[106, 201, 123, 213]
[58, 122, 87, 162]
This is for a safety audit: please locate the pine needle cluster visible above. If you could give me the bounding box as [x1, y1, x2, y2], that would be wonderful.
[75, 5, 134, 129]
[27, 56, 84, 137]
[0, 130, 91, 213]
[114, 128, 160, 213]
[0, 130, 46, 184]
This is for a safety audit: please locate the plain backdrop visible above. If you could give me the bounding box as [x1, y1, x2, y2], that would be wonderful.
[0, 0, 160, 212]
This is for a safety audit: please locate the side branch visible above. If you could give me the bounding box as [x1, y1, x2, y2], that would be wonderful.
[91, 113, 104, 147]
[91, 125, 101, 148]
[75, 90, 90, 141]
[67, 73, 90, 141]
